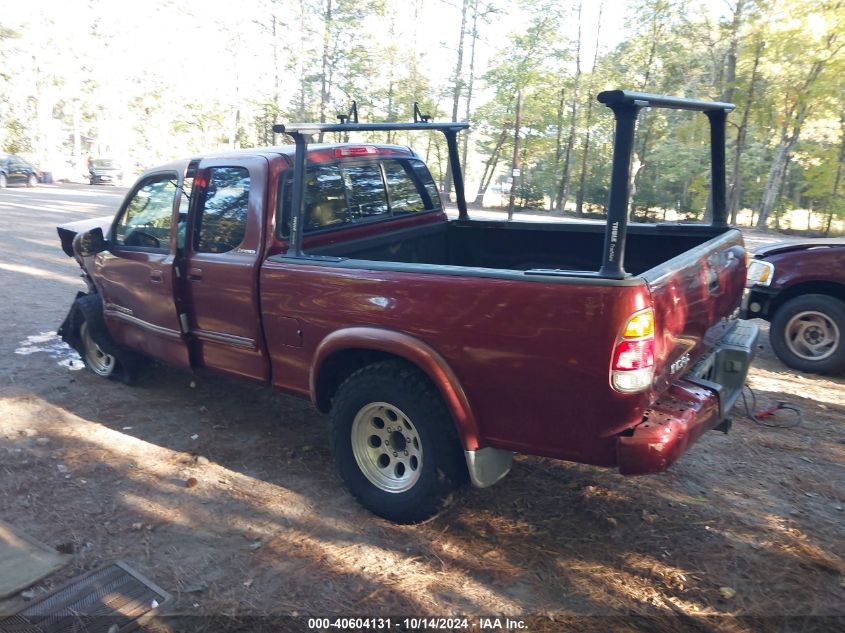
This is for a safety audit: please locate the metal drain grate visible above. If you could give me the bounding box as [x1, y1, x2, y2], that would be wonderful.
[0, 561, 171, 633]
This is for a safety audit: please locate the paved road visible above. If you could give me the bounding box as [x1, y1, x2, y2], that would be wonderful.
[0, 184, 128, 350]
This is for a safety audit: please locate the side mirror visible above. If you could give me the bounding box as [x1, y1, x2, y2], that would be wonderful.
[77, 227, 107, 256]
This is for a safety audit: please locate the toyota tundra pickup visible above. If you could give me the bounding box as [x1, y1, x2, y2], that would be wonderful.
[56, 91, 759, 523]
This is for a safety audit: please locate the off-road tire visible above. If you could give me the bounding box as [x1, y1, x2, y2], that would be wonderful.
[329, 360, 467, 523]
[770, 294, 845, 374]
[59, 293, 147, 384]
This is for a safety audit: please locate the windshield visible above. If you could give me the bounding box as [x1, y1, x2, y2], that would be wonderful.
[93, 159, 118, 168]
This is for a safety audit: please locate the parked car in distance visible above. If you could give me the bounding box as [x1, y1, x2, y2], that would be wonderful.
[56, 91, 758, 523]
[745, 238, 845, 374]
[0, 153, 39, 188]
[89, 159, 123, 185]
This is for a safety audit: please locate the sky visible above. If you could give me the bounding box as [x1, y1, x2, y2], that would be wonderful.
[14, 0, 736, 103]
[4, 0, 736, 170]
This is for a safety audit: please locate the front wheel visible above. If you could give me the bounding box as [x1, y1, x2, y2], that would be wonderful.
[329, 361, 467, 523]
[770, 294, 845, 374]
[80, 321, 117, 377]
[27, 174, 37, 187]
[60, 293, 147, 384]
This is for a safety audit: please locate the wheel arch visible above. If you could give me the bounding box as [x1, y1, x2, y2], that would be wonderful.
[771, 281, 845, 316]
[311, 327, 482, 451]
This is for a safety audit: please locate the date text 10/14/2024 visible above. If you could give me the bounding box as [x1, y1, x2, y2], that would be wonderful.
[307, 617, 528, 630]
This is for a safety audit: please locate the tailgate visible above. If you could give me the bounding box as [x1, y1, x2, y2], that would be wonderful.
[641, 229, 746, 392]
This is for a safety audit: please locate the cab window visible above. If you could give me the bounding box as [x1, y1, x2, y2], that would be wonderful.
[383, 160, 427, 214]
[344, 164, 389, 220]
[114, 174, 177, 249]
[278, 158, 440, 237]
[195, 166, 250, 253]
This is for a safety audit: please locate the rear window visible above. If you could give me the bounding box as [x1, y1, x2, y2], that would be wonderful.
[279, 158, 441, 236]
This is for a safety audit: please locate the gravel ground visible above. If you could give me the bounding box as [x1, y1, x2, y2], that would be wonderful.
[0, 185, 842, 632]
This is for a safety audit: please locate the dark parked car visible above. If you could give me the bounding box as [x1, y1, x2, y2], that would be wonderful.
[89, 159, 124, 185]
[745, 239, 845, 374]
[0, 153, 39, 188]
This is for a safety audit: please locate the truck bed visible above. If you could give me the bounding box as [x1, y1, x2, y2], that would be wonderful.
[308, 218, 726, 277]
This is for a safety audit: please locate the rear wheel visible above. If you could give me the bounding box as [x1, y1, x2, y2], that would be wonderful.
[770, 294, 845, 374]
[329, 360, 467, 523]
[0, 173, 6, 188]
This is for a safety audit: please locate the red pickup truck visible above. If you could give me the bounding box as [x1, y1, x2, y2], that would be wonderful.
[57, 91, 758, 523]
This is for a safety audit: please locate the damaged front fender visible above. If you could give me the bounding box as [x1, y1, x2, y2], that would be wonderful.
[57, 216, 113, 258]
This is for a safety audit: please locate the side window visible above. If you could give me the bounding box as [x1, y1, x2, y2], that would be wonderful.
[383, 160, 426, 214]
[281, 164, 348, 232]
[115, 175, 177, 249]
[277, 158, 441, 238]
[344, 164, 388, 220]
[304, 164, 348, 230]
[195, 166, 250, 253]
[410, 160, 442, 210]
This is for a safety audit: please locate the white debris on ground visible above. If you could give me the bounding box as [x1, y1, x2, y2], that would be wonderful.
[15, 331, 84, 371]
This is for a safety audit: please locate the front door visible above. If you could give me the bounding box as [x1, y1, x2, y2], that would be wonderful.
[94, 170, 190, 368]
[183, 156, 270, 381]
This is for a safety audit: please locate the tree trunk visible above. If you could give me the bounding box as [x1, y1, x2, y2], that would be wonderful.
[297, 0, 308, 120]
[444, 0, 469, 196]
[554, 1, 582, 212]
[318, 0, 333, 142]
[461, 0, 480, 171]
[757, 57, 828, 227]
[385, 8, 397, 143]
[722, 0, 744, 105]
[728, 37, 763, 224]
[476, 128, 507, 203]
[575, 1, 603, 217]
[507, 90, 523, 220]
[72, 100, 81, 168]
[824, 113, 845, 236]
[552, 88, 565, 210]
[626, 2, 662, 219]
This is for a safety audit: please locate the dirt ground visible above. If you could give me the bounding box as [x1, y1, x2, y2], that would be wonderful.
[0, 186, 843, 632]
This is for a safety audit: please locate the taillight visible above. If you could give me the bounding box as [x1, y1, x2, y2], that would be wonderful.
[334, 146, 378, 157]
[611, 307, 655, 393]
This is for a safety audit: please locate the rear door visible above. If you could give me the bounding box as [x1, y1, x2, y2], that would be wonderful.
[182, 156, 270, 381]
[94, 170, 191, 368]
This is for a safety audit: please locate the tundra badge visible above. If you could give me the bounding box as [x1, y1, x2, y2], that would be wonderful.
[670, 353, 691, 374]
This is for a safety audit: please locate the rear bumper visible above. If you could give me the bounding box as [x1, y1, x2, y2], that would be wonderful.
[617, 319, 759, 475]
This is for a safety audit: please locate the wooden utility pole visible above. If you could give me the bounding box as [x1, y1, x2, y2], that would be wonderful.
[507, 90, 523, 220]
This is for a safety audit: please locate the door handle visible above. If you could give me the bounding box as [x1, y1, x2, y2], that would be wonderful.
[706, 267, 720, 293]
[149, 269, 164, 283]
[188, 267, 203, 281]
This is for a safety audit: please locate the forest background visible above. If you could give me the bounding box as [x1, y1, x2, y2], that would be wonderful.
[1, 0, 843, 232]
